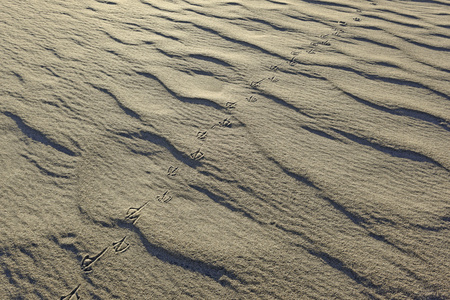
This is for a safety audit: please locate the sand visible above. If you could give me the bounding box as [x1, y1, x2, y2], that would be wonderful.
[0, 0, 449, 299]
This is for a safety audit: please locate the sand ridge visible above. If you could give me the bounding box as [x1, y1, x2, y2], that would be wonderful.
[1, 0, 449, 299]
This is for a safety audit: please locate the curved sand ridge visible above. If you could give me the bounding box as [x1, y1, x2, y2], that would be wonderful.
[0, 0, 449, 299]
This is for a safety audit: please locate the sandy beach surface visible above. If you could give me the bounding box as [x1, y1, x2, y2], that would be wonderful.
[1, 0, 449, 299]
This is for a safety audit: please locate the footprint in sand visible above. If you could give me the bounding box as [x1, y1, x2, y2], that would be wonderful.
[156, 190, 173, 203]
[60, 284, 81, 300]
[190, 149, 205, 160]
[197, 130, 208, 140]
[250, 78, 266, 88]
[225, 101, 237, 110]
[287, 56, 297, 65]
[167, 166, 179, 176]
[211, 118, 232, 129]
[112, 236, 130, 254]
[81, 247, 109, 273]
[124, 199, 151, 225]
[246, 95, 258, 102]
[267, 76, 279, 83]
[269, 65, 279, 72]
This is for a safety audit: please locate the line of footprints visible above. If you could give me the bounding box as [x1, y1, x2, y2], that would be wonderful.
[60, 106, 252, 298]
[61, 11, 363, 298]
[61, 183, 174, 298]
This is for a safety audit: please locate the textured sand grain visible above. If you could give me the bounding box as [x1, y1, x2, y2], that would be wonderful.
[1, 0, 449, 299]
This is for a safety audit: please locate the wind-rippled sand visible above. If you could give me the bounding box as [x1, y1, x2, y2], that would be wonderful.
[1, 0, 449, 299]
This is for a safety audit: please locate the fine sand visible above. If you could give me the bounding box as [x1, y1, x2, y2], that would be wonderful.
[1, 0, 449, 299]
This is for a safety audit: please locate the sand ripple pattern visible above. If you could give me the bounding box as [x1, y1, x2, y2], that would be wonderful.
[0, 0, 449, 299]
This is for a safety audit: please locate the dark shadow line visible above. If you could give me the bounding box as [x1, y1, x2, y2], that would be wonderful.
[117, 130, 202, 168]
[376, 8, 420, 20]
[246, 17, 290, 31]
[20, 154, 71, 179]
[189, 184, 256, 221]
[413, 224, 448, 232]
[351, 36, 400, 50]
[301, 125, 337, 140]
[198, 170, 239, 184]
[136, 71, 224, 110]
[265, 156, 319, 190]
[262, 93, 314, 119]
[307, 249, 382, 296]
[364, 14, 424, 29]
[300, 0, 357, 10]
[191, 23, 286, 60]
[95, 0, 118, 4]
[322, 196, 366, 226]
[3, 111, 77, 156]
[116, 220, 239, 284]
[101, 30, 136, 45]
[265, 0, 288, 5]
[331, 128, 448, 171]
[357, 67, 448, 101]
[1, 262, 17, 285]
[88, 84, 141, 120]
[139, 0, 177, 13]
[189, 54, 232, 67]
[401, 36, 450, 52]
[340, 90, 450, 132]
[367, 232, 426, 262]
